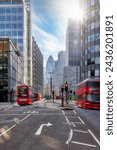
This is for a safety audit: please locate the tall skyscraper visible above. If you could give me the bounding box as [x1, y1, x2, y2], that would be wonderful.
[52, 51, 67, 95]
[46, 55, 55, 83]
[25, 0, 32, 86]
[32, 37, 43, 95]
[66, 19, 81, 66]
[80, 0, 100, 81]
[0, 0, 30, 84]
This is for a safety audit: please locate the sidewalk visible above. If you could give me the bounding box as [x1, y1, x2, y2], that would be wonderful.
[0, 102, 16, 111]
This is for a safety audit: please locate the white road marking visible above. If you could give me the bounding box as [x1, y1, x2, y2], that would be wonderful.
[71, 122, 76, 127]
[88, 129, 100, 146]
[0, 114, 27, 115]
[35, 122, 52, 136]
[73, 110, 77, 115]
[74, 130, 88, 133]
[0, 124, 16, 137]
[65, 116, 71, 125]
[61, 110, 71, 125]
[71, 121, 82, 124]
[61, 110, 65, 115]
[71, 141, 97, 147]
[66, 129, 73, 145]
[78, 116, 85, 124]
[21, 114, 30, 121]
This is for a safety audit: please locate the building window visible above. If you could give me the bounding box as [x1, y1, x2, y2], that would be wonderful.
[88, 71, 90, 77]
[12, 24, 17, 28]
[18, 8, 23, 13]
[12, 8, 17, 13]
[6, 31, 11, 36]
[91, 70, 95, 77]
[94, 33, 100, 40]
[95, 70, 100, 76]
[95, 45, 99, 52]
[0, 24, 5, 29]
[0, 16, 5, 21]
[6, 16, 11, 21]
[6, 24, 11, 28]
[6, 8, 11, 13]
[12, 16, 17, 21]
[0, 31, 5, 36]
[95, 57, 100, 64]
[0, 8, 5, 13]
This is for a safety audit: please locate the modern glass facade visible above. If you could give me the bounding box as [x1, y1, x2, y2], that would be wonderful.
[80, 0, 100, 81]
[0, 0, 24, 55]
[0, 38, 24, 102]
[66, 19, 81, 66]
[0, 0, 30, 85]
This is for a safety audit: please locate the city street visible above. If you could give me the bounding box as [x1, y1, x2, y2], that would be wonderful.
[0, 100, 100, 150]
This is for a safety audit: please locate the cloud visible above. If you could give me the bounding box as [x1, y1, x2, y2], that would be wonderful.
[32, 0, 80, 66]
[32, 22, 65, 66]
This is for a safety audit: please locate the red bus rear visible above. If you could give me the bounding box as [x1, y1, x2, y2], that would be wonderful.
[34, 93, 42, 101]
[75, 78, 100, 109]
[16, 84, 35, 105]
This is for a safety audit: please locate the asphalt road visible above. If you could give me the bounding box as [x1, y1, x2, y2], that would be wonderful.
[0, 100, 100, 150]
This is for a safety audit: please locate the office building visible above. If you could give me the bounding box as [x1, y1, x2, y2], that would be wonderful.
[32, 37, 43, 95]
[0, 38, 24, 102]
[66, 19, 81, 66]
[0, 0, 29, 84]
[80, 0, 100, 81]
[52, 51, 67, 96]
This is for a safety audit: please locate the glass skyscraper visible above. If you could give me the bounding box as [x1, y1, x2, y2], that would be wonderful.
[0, 0, 27, 56]
[66, 19, 81, 66]
[0, 0, 31, 84]
[80, 0, 100, 81]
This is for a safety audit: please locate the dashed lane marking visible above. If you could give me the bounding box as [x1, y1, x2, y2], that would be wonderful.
[73, 110, 77, 115]
[71, 141, 97, 147]
[21, 114, 30, 122]
[78, 116, 85, 124]
[88, 129, 100, 146]
[74, 129, 88, 133]
[71, 122, 76, 127]
[0, 124, 16, 137]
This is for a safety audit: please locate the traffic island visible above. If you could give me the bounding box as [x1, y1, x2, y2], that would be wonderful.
[61, 102, 73, 110]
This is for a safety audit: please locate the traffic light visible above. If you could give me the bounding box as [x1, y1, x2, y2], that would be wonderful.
[65, 82, 68, 92]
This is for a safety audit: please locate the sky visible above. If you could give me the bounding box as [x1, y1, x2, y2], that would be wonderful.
[32, 0, 80, 67]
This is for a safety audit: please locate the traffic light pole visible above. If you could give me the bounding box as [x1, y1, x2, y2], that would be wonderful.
[61, 91, 64, 107]
[65, 82, 68, 107]
[61, 85, 64, 107]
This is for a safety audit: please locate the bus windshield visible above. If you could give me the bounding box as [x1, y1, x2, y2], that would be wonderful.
[86, 81, 100, 87]
[18, 87, 28, 97]
[87, 94, 100, 103]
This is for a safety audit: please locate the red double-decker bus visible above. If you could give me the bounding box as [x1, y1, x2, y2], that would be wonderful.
[34, 93, 42, 101]
[75, 78, 100, 109]
[16, 84, 35, 105]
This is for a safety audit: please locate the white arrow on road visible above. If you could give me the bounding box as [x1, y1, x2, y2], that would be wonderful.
[35, 122, 52, 136]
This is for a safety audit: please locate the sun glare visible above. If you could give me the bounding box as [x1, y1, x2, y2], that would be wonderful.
[59, 0, 83, 21]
